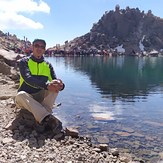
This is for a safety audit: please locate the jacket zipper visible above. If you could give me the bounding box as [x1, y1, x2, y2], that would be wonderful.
[37, 63, 39, 75]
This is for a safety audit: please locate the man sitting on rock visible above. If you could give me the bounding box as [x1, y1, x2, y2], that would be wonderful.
[15, 38, 64, 135]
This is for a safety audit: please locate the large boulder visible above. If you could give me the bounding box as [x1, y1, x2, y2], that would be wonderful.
[0, 60, 11, 75]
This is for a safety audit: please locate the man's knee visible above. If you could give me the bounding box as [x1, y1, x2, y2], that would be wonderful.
[16, 91, 26, 97]
[15, 91, 28, 102]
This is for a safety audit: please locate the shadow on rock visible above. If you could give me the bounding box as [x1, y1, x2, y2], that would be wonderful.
[10, 109, 64, 148]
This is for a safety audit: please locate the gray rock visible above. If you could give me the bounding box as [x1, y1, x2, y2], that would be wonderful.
[0, 60, 11, 75]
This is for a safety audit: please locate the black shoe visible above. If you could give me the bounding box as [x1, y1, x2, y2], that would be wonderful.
[42, 114, 63, 135]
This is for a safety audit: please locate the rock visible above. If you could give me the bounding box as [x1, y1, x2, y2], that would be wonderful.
[119, 156, 131, 163]
[0, 60, 11, 75]
[2, 137, 14, 144]
[53, 132, 65, 140]
[10, 71, 19, 81]
[99, 144, 109, 151]
[5, 119, 17, 130]
[97, 136, 109, 144]
[92, 147, 101, 153]
[111, 148, 120, 157]
[0, 95, 13, 100]
[65, 127, 79, 138]
[0, 79, 8, 84]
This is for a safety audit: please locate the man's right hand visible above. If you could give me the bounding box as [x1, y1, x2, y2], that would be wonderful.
[47, 79, 64, 93]
[47, 81, 59, 93]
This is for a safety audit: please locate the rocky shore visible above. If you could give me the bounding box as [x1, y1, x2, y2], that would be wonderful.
[0, 48, 145, 163]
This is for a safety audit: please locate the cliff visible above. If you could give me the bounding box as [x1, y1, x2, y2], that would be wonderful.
[62, 6, 163, 55]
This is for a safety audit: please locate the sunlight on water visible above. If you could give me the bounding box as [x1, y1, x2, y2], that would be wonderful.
[89, 104, 115, 120]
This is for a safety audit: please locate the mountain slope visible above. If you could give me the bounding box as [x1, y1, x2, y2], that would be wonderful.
[63, 6, 163, 55]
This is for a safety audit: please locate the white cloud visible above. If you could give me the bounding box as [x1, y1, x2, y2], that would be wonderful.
[0, 0, 50, 30]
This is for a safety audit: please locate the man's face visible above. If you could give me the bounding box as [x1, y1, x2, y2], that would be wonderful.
[32, 41, 46, 59]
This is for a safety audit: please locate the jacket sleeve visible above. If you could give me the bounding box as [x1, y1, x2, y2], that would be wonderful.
[49, 63, 57, 80]
[49, 62, 65, 91]
[19, 58, 48, 89]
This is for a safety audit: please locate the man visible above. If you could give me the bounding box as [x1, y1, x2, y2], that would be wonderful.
[15, 39, 64, 135]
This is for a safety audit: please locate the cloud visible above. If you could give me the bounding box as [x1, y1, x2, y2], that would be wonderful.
[0, 0, 50, 30]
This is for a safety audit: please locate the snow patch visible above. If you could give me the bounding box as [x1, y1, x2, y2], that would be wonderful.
[115, 45, 125, 53]
[139, 35, 145, 51]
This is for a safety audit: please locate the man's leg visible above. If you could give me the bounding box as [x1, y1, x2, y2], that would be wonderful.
[41, 90, 58, 111]
[41, 91, 63, 134]
[15, 91, 50, 123]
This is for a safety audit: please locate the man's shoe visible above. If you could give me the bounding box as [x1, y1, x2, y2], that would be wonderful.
[42, 114, 63, 135]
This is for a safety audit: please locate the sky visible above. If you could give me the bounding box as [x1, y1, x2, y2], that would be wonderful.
[0, 0, 163, 48]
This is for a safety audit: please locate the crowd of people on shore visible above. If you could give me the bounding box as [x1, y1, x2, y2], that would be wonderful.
[45, 48, 162, 57]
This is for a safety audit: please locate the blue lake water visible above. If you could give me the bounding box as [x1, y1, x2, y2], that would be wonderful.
[46, 56, 163, 162]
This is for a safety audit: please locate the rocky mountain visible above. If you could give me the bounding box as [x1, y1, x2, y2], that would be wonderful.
[0, 30, 31, 54]
[62, 5, 163, 55]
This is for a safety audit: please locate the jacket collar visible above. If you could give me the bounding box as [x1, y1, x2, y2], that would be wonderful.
[30, 54, 44, 63]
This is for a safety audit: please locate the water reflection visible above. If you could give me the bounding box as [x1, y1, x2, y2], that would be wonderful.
[46, 56, 163, 162]
[89, 104, 115, 120]
[65, 56, 163, 100]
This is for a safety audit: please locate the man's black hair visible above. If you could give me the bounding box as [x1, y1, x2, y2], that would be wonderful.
[32, 39, 46, 46]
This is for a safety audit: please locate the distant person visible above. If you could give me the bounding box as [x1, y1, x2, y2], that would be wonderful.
[15, 39, 65, 135]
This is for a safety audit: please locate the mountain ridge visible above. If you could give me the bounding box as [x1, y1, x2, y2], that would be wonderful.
[61, 6, 163, 55]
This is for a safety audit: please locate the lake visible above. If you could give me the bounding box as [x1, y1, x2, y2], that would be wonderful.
[46, 56, 163, 162]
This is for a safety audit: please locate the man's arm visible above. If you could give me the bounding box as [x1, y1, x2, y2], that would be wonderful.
[49, 62, 65, 91]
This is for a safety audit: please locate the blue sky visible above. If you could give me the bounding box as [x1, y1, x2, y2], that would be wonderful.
[0, 0, 163, 48]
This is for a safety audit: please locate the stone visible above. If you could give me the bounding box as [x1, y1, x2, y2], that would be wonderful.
[65, 127, 79, 138]
[2, 137, 14, 144]
[111, 148, 120, 157]
[97, 136, 109, 144]
[99, 144, 109, 151]
[0, 60, 11, 75]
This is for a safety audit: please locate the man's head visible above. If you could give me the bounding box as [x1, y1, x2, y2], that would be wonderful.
[32, 39, 46, 59]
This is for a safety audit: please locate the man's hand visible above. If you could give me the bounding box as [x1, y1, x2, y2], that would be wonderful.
[47, 79, 64, 93]
[54, 79, 64, 91]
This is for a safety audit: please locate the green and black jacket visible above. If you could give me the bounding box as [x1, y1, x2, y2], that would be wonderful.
[18, 55, 57, 94]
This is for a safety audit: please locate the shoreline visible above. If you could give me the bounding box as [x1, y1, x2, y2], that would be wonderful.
[0, 48, 153, 163]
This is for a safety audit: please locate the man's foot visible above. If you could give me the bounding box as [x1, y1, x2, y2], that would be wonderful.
[42, 114, 63, 135]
